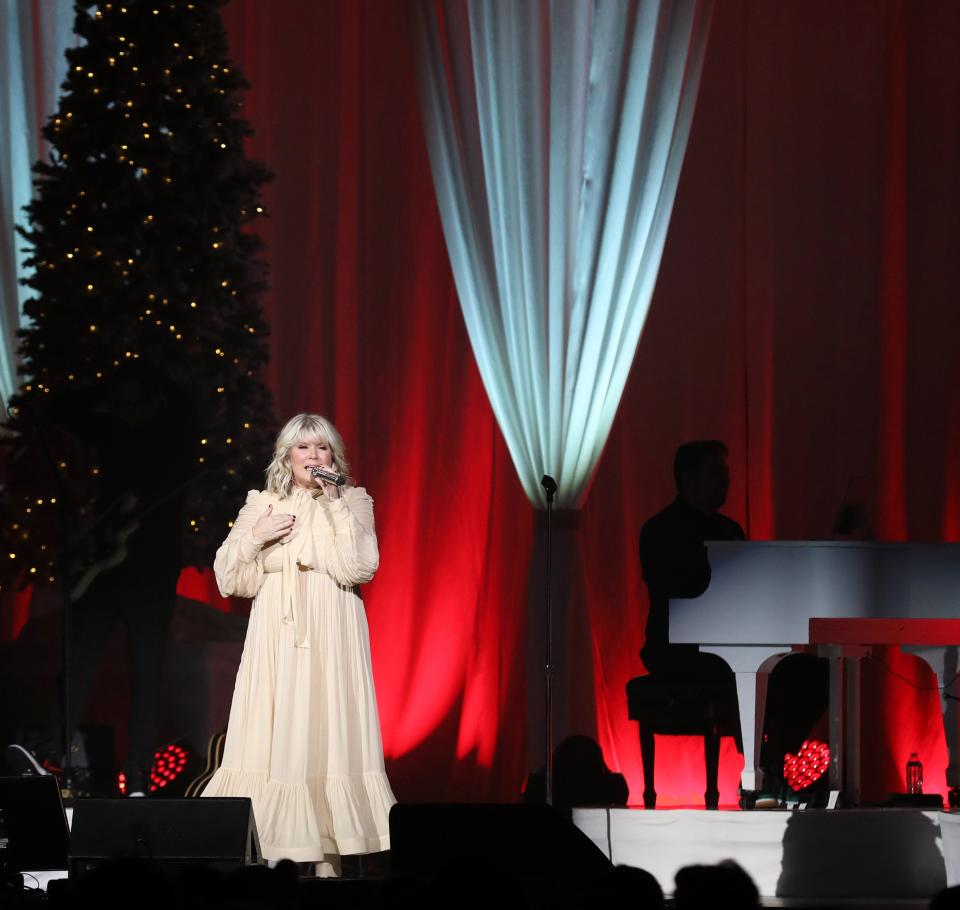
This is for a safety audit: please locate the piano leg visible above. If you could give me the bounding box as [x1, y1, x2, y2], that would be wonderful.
[825, 646, 844, 794]
[735, 670, 761, 793]
[822, 644, 868, 803]
[639, 725, 656, 809]
[946, 647, 960, 805]
[705, 726, 720, 809]
[905, 644, 960, 801]
[947, 647, 960, 801]
[702, 645, 788, 795]
[845, 650, 863, 804]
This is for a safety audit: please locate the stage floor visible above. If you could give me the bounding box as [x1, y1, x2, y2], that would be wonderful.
[27, 803, 960, 906]
[573, 806, 960, 904]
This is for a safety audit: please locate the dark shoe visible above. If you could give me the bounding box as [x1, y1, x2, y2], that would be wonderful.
[753, 790, 781, 809]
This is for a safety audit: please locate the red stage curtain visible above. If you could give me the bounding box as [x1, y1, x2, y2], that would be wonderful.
[2, 0, 956, 806]
[220, 0, 534, 801]
[579, 0, 960, 803]
[1, 0, 955, 805]
[6, 0, 956, 805]
[219, 0, 959, 806]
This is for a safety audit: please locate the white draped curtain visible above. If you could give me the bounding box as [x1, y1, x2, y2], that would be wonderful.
[0, 1, 76, 407]
[415, 0, 713, 508]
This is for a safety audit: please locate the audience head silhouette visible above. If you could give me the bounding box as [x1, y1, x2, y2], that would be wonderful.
[674, 440, 730, 512]
[674, 860, 760, 909]
[553, 735, 629, 806]
[522, 735, 628, 806]
[594, 864, 665, 908]
[931, 884, 960, 910]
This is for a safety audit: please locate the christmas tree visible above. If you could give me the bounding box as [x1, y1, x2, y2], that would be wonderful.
[1, 0, 275, 592]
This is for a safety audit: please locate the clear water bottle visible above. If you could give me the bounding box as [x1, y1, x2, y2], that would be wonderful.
[906, 752, 923, 795]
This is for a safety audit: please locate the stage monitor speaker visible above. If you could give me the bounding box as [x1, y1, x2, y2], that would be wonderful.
[389, 803, 611, 880]
[0, 775, 70, 873]
[68, 797, 261, 880]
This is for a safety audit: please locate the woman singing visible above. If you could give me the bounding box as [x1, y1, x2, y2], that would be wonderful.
[202, 414, 395, 875]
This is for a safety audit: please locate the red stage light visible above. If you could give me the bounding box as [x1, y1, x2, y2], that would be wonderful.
[148, 743, 191, 793]
[784, 740, 830, 791]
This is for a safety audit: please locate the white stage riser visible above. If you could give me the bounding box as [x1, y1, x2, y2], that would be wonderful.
[573, 808, 960, 901]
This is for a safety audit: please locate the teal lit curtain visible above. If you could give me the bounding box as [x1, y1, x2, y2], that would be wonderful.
[0, 1, 76, 406]
[415, 0, 712, 507]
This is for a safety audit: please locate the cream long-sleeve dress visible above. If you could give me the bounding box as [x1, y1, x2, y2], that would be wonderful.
[201, 485, 396, 862]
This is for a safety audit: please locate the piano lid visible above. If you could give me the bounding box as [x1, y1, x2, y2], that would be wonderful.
[668, 541, 960, 646]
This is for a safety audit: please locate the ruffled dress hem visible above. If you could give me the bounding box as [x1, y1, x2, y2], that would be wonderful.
[202, 765, 393, 860]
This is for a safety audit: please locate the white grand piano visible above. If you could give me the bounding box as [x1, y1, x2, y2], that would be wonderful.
[669, 541, 960, 802]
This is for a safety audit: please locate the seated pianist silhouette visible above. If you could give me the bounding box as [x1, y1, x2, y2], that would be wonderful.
[629, 440, 745, 809]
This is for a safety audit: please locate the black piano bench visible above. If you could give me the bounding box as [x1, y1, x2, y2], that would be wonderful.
[626, 675, 721, 810]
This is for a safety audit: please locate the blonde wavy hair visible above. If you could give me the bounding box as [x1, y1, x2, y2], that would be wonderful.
[265, 413, 352, 499]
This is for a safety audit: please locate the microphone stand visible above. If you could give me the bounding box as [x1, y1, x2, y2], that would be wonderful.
[541, 474, 557, 806]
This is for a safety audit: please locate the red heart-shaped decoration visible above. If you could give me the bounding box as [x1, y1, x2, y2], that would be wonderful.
[149, 743, 190, 792]
[783, 739, 830, 792]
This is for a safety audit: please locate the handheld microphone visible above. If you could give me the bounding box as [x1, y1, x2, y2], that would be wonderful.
[310, 465, 346, 486]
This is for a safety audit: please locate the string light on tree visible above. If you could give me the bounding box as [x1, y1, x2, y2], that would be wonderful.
[1, 0, 276, 588]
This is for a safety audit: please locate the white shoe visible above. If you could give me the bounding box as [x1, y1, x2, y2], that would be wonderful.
[121, 769, 149, 797]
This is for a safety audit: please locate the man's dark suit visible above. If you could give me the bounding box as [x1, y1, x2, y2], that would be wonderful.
[639, 496, 744, 751]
